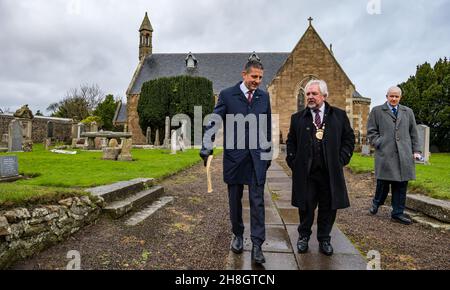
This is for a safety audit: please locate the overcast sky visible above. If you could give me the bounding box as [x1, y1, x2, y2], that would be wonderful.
[0, 0, 449, 115]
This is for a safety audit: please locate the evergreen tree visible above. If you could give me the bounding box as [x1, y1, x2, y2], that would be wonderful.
[93, 94, 118, 131]
[399, 57, 450, 151]
[138, 76, 215, 144]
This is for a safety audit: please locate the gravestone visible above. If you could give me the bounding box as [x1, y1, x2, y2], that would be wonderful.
[361, 145, 371, 156]
[163, 116, 170, 148]
[8, 119, 23, 152]
[91, 121, 98, 132]
[44, 138, 52, 150]
[0, 156, 20, 182]
[146, 127, 152, 145]
[171, 130, 177, 154]
[416, 124, 430, 164]
[22, 120, 32, 140]
[118, 138, 133, 161]
[178, 134, 186, 152]
[154, 129, 160, 146]
[178, 121, 187, 152]
[77, 123, 85, 139]
[102, 147, 121, 160]
[71, 121, 78, 139]
[47, 121, 54, 138]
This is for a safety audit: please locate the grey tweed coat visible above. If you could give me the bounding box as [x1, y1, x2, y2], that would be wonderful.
[367, 102, 420, 182]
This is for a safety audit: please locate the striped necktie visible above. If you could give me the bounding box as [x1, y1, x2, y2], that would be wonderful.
[314, 109, 321, 128]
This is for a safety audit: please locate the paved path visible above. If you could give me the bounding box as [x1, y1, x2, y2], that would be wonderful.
[226, 161, 367, 270]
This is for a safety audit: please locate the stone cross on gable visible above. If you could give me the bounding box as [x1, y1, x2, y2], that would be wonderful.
[308, 17, 313, 26]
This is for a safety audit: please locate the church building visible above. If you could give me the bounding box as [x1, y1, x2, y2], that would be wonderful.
[121, 13, 371, 145]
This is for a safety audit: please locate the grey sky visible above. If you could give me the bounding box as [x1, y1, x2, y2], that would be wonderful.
[0, 0, 449, 115]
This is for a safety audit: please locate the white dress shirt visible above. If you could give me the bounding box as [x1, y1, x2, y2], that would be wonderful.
[240, 82, 253, 100]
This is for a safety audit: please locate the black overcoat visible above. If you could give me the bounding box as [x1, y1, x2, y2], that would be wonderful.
[286, 102, 355, 210]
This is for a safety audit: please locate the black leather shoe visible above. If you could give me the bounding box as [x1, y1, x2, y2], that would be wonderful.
[391, 214, 412, 225]
[231, 236, 243, 254]
[369, 204, 379, 215]
[297, 236, 309, 253]
[319, 241, 334, 256]
[251, 244, 265, 264]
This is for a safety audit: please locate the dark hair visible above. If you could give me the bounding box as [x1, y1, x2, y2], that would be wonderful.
[244, 60, 264, 73]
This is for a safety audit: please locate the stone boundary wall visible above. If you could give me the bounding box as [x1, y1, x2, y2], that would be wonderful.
[0, 114, 73, 144]
[0, 196, 104, 269]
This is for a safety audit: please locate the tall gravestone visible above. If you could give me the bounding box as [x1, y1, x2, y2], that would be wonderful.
[8, 120, 23, 152]
[416, 124, 430, 164]
[171, 130, 177, 154]
[71, 121, 78, 139]
[146, 127, 152, 145]
[22, 120, 32, 140]
[163, 116, 170, 148]
[77, 123, 85, 139]
[91, 121, 98, 132]
[154, 129, 160, 146]
[118, 138, 133, 161]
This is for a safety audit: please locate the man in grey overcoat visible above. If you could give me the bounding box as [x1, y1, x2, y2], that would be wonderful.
[367, 86, 421, 225]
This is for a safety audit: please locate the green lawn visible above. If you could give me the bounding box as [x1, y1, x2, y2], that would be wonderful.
[348, 153, 450, 200]
[0, 144, 209, 208]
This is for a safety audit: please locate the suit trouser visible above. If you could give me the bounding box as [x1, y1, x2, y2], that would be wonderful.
[298, 169, 337, 242]
[372, 179, 408, 217]
[228, 175, 265, 247]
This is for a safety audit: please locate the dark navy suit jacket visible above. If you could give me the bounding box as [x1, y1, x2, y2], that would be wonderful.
[207, 82, 272, 185]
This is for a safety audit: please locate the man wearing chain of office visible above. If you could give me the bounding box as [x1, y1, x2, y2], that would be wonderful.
[286, 79, 355, 256]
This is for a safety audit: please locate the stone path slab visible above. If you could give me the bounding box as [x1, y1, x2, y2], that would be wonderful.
[241, 224, 293, 253]
[226, 160, 367, 270]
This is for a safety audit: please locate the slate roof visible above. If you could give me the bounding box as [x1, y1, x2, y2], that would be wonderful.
[352, 90, 371, 102]
[113, 100, 127, 124]
[129, 52, 290, 95]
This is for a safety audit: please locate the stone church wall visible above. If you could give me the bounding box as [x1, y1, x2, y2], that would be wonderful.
[0, 114, 73, 144]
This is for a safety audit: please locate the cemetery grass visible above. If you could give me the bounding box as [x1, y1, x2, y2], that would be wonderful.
[0, 144, 212, 208]
[348, 153, 450, 200]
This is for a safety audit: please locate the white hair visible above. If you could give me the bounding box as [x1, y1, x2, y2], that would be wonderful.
[305, 79, 328, 97]
[387, 86, 402, 96]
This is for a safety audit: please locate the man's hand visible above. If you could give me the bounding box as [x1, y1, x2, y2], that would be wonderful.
[414, 152, 423, 161]
[199, 148, 213, 167]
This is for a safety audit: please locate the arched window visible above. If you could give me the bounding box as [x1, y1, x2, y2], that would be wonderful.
[295, 75, 318, 111]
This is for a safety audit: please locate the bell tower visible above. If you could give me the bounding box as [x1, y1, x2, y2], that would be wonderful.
[139, 12, 153, 61]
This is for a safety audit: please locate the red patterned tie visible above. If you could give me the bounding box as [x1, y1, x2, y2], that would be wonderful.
[314, 109, 321, 128]
[247, 91, 253, 103]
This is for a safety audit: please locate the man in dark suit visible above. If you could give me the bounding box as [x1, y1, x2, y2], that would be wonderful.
[200, 59, 272, 264]
[286, 79, 354, 256]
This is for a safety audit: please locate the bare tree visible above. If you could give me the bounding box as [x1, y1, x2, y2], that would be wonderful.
[46, 84, 105, 119]
[0, 107, 11, 114]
